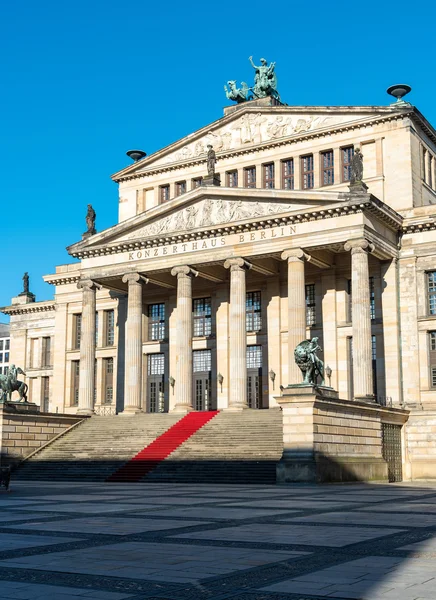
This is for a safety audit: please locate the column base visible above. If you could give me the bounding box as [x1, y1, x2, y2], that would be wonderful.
[224, 404, 248, 412]
[354, 394, 376, 404]
[77, 408, 94, 416]
[171, 404, 194, 414]
[120, 406, 142, 415]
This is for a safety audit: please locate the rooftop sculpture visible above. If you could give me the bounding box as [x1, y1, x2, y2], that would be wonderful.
[225, 56, 280, 104]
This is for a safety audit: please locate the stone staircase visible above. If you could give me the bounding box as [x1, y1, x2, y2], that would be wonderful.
[14, 414, 181, 481]
[15, 409, 284, 484]
[144, 409, 283, 484]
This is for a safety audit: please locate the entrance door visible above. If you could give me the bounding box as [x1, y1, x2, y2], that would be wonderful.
[382, 423, 403, 482]
[193, 350, 213, 411]
[247, 345, 263, 409]
[147, 354, 165, 413]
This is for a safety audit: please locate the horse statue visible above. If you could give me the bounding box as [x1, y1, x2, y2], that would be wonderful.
[294, 337, 324, 386]
[0, 365, 28, 403]
[224, 80, 251, 104]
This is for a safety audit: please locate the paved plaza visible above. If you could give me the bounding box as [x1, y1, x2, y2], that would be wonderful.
[0, 481, 435, 599]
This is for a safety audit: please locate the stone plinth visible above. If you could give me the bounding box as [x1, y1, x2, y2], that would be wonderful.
[202, 174, 221, 186]
[0, 404, 87, 468]
[0, 402, 39, 413]
[276, 386, 409, 484]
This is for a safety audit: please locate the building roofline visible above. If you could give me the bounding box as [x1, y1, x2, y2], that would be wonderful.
[0, 301, 56, 316]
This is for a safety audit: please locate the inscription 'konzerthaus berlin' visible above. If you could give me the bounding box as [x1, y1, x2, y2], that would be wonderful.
[3, 87, 436, 480]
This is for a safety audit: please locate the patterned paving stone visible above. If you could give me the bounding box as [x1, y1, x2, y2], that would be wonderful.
[0, 533, 83, 552]
[172, 522, 404, 547]
[134, 507, 297, 520]
[284, 510, 436, 527]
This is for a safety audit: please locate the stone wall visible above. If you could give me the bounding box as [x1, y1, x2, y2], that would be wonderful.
[0, 404, 86, 467]
[405, 411, 436, 480]
[276, 386, 409, 483]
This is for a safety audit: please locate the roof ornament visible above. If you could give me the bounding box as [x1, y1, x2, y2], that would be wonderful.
[387, 84, 412, 107]
[83, 204, 96, 239]
[224, 56, 280, 104]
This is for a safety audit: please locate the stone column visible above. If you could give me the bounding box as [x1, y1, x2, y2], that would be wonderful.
[121, 273, 146, 414]
[282, 249, 308, 385]
[171, 266, 197, 412]
[344, 239, 375, 401]
[224, 258, 251, 410]
[77, 279, 99, 415]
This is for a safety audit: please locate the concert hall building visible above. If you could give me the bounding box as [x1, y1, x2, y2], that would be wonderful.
[3, 89, 436, 479]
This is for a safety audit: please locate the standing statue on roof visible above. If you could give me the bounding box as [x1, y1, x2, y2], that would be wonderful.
[85, 204, 96, 235]
[249, 56, 280, 101]
[207, 145, 217, 177]
[350, 148, 364, 184]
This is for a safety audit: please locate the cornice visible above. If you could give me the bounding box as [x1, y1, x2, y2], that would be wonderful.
[114, 111, 413, 183]
[1, 302, 56, 316]
[71, 197, 403, 260]
[43, 274, 81, 286]
[402, 218, 436, 234]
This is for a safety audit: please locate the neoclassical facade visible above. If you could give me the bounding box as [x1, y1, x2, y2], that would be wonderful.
[3, 95, 436, 475]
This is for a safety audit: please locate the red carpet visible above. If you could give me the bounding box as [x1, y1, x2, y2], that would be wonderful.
[106, 411, 219, 482]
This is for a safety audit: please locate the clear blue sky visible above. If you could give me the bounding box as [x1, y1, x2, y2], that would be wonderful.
[1, 0, 435, 314]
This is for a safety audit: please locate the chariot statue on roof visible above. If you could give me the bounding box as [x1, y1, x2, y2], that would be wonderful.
[249, 56, 280, 101]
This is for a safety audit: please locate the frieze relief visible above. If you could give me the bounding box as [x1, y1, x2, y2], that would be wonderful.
[122, 199, 304, 242]
[143, 113, 377, 169]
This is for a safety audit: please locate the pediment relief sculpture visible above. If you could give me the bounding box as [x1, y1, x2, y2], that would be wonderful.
[121, 198, 314, 242]
[139, 112, 377, 169]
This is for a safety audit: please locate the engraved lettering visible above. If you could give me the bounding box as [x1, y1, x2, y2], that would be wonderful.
[290, 225, 297, 234]
[261, 232, 266, 239]
[163, 247, 168, 255]
[211, 239, 217, 247]
[182, 244, 188, 251]
[239, 234, 245, 242]
[192, 242, 197, 250]
[250, 233, 255, 241]
[136, 251, 142, 259]
[129, 252, 134, 260]
[271, 230, 277, 238]
[154, 249, 158, 256]
[202, 241, 208, 249]
[173, 246, 178, 253]
[144, 250, 150, 258]
[221, 238, 225, 245]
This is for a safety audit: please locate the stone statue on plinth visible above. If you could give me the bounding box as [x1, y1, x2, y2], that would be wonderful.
[0, 364, 28, 403]
[249, 56, 280, 101]
[294, 337, 325, 385]
[18, 272, 35, 301]
[203, 145, 220, 186]
[349, 148, 368, 193]
[83, 204, 96, 238]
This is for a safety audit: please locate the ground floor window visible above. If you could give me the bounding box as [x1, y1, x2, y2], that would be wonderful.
[247, 345, 262, 409]
[193, 350, 212, 411]
[429, 331, 436, 389]
[103, 357, 114, 404]
[41, 376, 50, 412]
[71, 360, 80, 406]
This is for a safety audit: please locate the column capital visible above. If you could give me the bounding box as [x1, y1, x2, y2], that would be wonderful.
[281, 248, 310, 263]
[171, 265, 198, 279]
[122, 272, 149, 285]
[223, 257, 252, 272]
[344, 238, 375, 255]
[77, 279, 101, 292]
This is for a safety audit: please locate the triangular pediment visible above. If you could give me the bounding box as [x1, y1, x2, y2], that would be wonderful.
[112, 104, 403, 180]
[68, 187, 345, 255]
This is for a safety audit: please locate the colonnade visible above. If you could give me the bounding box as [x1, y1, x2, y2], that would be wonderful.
[76, 237, 376, 414]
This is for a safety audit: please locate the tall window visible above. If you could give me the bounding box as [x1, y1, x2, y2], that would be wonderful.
[282, 159, 294, 190]
[430, 332, 436, 389]
[370, 277, 375, 320]
[372, 335, 377, 397]
[175, 181, 186, 196]
[342, 146, 354, 182]
[72, 360, 80, 406]
[301, 155, 314, 189]
[192, 177, 203, 189]
[193, 350, 212, 372]
[422, 147, 427, 180]
[263, 163, 275, 189]
[428, 272, 436, 315]
[105, 310, 115, 346]
[41, 337, 52, 368]
[41, 376, 50, 412]
[95, 313, 99, 345]
[73, 314, 82, 349]
[305, 284, 316, 326]
[160, 185, 170, 202]
[246, 291, 261, 332]
[244, 166, 256, 189]
[428, 155, 433, 188]
[103, 358, 114, 404]
[321, 150, 334, 186]
[193, 298, 212, 337]
[149, 303, 165, 341]
[226, 170, 238, 187]
[247, 345, 262, 368]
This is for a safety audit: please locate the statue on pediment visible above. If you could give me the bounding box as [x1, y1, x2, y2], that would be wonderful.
[249, 56, 280, 101]
[224, 80, 251, 103]
[350, 148, 364, 183]
[85, 204, 96, 235]
[207, 145, 217, 177]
